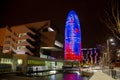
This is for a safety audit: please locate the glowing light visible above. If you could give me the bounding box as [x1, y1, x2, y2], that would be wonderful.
[48, 27, 54, 31]
[55, 40, 63, 48]
[17, 59, 23, 64]
[64, 10, 82, 61]
[50, 70, 56, 74]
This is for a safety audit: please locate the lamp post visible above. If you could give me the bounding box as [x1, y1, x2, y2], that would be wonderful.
[106, 39, 110, 65]
[106, 38, 116, 76]
[117, 50, 120, 61]
[106, 38, 115, 66]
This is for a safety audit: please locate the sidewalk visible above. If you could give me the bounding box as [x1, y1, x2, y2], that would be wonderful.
[102, 67, 120, 80]
[115, 67, 120, 79]
[90, 70, 116, 80]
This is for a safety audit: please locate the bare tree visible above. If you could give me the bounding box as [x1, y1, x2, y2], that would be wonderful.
[101, 0, 120, 40]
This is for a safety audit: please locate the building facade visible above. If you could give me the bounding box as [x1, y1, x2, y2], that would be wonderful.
[0, 20, 62, 57]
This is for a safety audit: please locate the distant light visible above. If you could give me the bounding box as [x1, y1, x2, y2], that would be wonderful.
[50, 70, 56, 74]
[111, 42, 115, 45]
[55, 40, 63, 48]
[17, 59, 23, 64]
[109, 38, 114, 42]
[118, 50, 120, 53]
[117, 53, 120, 57]
[81, 48, 87, 50]
[81, 48, 96, 50]
[104, 52, 107, 54]
[76, 71, 80, 75]
[48, 27, 54, 31]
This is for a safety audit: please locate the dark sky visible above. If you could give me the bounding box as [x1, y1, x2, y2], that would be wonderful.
[0, 0, 112, 48]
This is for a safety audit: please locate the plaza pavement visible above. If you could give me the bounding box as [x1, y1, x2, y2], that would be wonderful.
[90, 70, 120, 80]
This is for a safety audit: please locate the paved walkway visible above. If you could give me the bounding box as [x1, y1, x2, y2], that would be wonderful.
[90, 70, 116, 80]
[102, 67, 120, 80]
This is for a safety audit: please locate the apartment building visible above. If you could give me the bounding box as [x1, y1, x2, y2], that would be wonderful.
[0, 20, 63, 57]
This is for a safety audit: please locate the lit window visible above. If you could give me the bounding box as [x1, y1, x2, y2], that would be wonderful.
[19, 33, 27, 37]
[18, 39, 26, 44]
[0, 58, 12, 64]
[17, 59, 23, 64]
[17, 46, 25, 50]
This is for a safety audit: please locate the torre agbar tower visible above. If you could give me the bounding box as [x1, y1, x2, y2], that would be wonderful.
[64, 10, 82, 61]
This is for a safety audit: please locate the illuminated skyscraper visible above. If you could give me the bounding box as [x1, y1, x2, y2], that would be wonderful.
[64, 10, 82, 61]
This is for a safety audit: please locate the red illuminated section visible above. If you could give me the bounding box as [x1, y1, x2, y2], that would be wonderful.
[64, 43, 82, 61]
[65, 54, 82, 61]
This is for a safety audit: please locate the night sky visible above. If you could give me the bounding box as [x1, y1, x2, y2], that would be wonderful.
[0, 0, 112, 48]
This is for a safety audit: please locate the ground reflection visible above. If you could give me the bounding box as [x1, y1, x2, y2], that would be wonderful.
[49, 73, 88, 80]
[1, 72, 89, 80]
[64, 73, 82, 80]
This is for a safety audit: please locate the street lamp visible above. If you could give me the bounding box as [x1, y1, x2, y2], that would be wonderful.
[109, 38, 114, 42]
[106, 38, 115, 65]
[117, 50, 120, 61]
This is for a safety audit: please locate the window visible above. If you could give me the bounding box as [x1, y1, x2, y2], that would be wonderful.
[17, 59, 23, 64]
[12, 38, 17, 44]
[5, 35, 11, 38]
[0, 58, 12, 63]
[11, 44, 17, 50]
[13, 32, 18, 36]
[18, 39, 26, 44]
[18, 33, 27, 37]
[4, 47, 10, 50]
[17, 46, 25, 50]
[12, 38, 15, 42]
[4, 41, 10, 44]
[7, 27, 12, 32]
